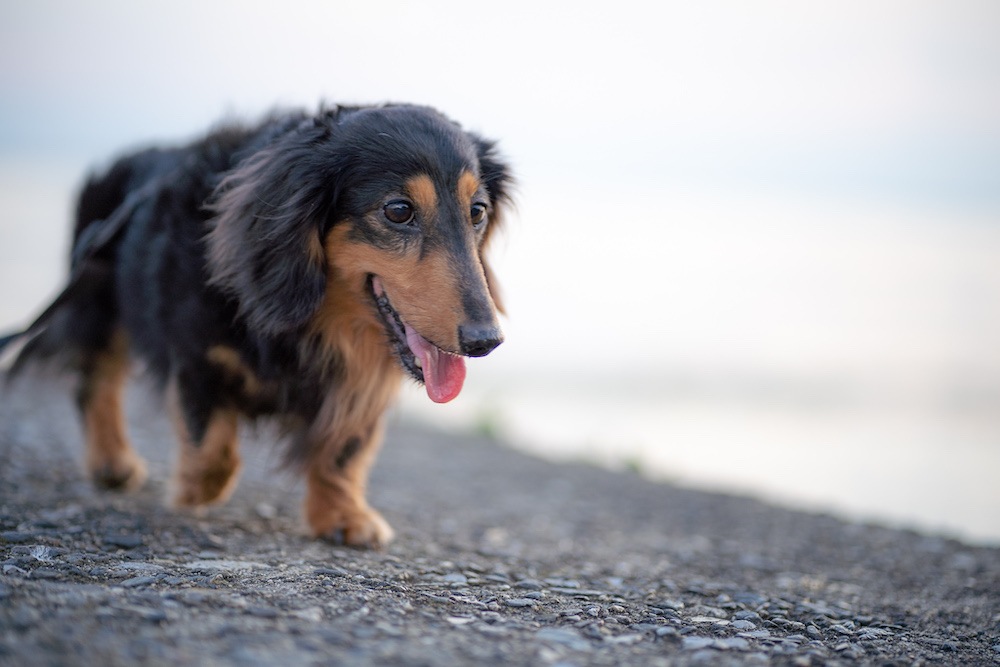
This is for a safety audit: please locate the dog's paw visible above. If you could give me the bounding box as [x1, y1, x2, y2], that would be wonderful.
[312, 507, 394, 550]
[90, 453, 148, 492]
[172, 459, 242, 508]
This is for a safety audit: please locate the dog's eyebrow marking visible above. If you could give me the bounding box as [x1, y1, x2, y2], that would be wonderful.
[405, 174, 438, 219]
[457, 171, 480, 205]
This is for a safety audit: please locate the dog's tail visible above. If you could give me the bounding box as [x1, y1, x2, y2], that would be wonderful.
[1, 173, 170, 378]
[0, 330, 28, 369]
[0, 279, 87, 376]
[0, 254, 108, 376]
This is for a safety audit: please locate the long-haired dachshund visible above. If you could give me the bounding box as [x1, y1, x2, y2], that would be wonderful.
[0, 104, 512, 548]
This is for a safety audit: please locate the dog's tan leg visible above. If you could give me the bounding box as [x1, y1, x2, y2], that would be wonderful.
[168, 381, 242, 507]
[77, 331, 147, 491]
[304, 421, 393, 549]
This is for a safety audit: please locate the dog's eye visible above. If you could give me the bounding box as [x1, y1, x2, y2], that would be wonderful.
[470, 203, 488, 228]
[383, 201, 414, 225]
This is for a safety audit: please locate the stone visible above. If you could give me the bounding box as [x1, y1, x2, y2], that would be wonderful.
[536, 628, 591, 651]
[121, 576, 158, 588]
[504, 598, 536, 608]
[682, 636, 715, 650]
[104, 534, 144, 549]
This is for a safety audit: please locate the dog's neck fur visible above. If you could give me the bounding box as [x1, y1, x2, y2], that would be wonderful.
[305, 264, 403, 451]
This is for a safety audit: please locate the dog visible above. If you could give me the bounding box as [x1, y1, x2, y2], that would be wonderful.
[0, 104, 512, 548]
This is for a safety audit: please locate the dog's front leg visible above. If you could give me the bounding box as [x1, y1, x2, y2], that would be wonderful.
[304, 420, 393, 549]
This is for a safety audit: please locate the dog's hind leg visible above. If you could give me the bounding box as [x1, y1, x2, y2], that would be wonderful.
[168, 372, 242, 508]
[77, 329, 148, 491]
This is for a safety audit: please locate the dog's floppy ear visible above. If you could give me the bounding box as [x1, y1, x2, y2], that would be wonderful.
[473, 135, 514, 314]
[206, 119, 336, 335]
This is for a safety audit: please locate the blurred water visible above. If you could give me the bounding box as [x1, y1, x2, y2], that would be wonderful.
[399, 372, 1000, 545]
[2, 158, 999, 545]
[400, 176, 1000, 545]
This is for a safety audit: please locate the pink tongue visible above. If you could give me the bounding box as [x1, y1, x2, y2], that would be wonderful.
[405, 326, 466, 403]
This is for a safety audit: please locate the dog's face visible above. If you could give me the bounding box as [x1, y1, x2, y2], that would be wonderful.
[207, 106, 513, 403]
[326, 168, 502, 403]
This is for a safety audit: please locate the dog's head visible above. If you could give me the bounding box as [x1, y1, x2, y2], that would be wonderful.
[207, 105, 513, 403]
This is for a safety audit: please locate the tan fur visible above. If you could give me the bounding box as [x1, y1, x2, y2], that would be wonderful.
[206, 345, 263, 397]
[303, 230, 404, 545]
[304, 421, 394, 547]
[406, 174, 438, 220]
[320, 224, 478, 352]
[80, 330, 147, 491]
[457, 170, 481, 209]
[168, 381, 242, 507]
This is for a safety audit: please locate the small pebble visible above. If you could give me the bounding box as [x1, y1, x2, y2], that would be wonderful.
[11, 608, 41, 629]
[254, 503, 277, 519]
[543, 578, 579, 588]
[731, 592, 767, 606]
[104, 534, 144, 549]
[731, 619, 757, 631]
[29, 568, 61, 580]
[733, 610, 762, 622]
[716, 637, 750, 650]
[682, 636, 715, 650]
[120, 576, 157, 588]
[247, 606, 279, 618]
[504, 598, 536, 608]
[0, 531, 33, 544]
[536, 628, 590, 651]
[656, 599, 685, 611]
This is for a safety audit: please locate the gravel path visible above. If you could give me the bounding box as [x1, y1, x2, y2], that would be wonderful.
[1, 372, 998, 666]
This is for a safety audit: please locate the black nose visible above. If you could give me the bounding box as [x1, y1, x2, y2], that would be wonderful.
[458, 324, 504, 358]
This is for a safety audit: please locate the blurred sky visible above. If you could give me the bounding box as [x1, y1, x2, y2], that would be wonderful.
[2, 1, 999, 199]
[2, 1, 999, 371]
[1, 1, 999, 540]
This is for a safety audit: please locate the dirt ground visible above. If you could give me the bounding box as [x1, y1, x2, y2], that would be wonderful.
[1, 371, 998, 666]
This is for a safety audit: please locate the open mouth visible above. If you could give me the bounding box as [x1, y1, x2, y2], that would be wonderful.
[369, 276, 467, 404]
